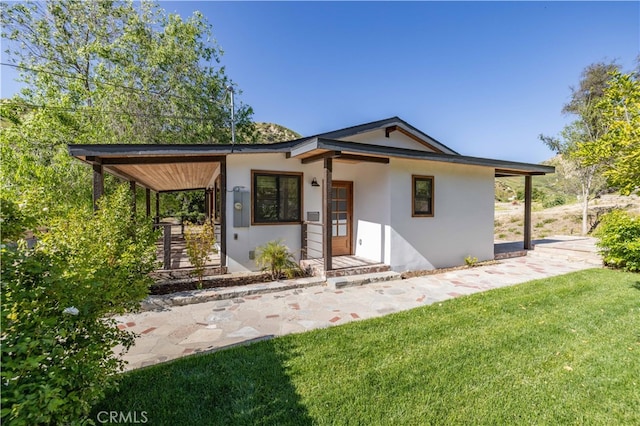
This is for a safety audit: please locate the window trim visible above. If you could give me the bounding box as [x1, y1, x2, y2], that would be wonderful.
[412, 175, 434, 217]
[251, 170, 304, 225]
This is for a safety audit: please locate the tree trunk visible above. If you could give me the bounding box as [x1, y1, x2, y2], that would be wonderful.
[582, 193, 589, 235]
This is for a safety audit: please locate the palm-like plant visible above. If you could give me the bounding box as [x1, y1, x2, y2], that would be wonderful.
[255, 239, 302, 280]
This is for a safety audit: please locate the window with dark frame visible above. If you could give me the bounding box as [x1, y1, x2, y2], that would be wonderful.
[252, 171, 302, 224]
[412, 175, 434, 217]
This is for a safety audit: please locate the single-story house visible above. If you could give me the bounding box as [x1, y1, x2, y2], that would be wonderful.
[68, 116, 554, 275]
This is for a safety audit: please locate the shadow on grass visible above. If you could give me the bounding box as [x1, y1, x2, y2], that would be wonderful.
[91, 339, 313, 425]
[631, 281, 640, 291]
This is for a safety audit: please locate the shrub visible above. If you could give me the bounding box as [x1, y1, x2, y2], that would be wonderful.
[1, 184, 159, 425]
[594, 210, 640, 272]
[543, 195, 566, 208]
[184, 221, 217, 287]
[464, 256, 478, 267]
[255, 240, 302, 280]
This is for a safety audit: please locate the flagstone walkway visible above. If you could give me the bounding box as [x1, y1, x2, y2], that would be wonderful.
[116, 249, 600, 371]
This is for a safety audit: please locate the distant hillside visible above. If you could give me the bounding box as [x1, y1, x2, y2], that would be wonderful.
[495, 155, 582, 204]
[254, 122, 302, 143]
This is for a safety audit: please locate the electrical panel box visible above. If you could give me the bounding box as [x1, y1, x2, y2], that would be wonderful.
[233, 189, 250, 227]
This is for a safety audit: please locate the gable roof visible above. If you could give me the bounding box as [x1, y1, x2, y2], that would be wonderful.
[287, 116, 459, 155]
[68, 116, 553, 191]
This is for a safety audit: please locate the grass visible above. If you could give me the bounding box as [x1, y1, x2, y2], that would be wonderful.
[92, 269, 640, 425]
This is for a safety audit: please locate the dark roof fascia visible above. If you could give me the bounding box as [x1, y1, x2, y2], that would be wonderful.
[310, 138, 554, 175]
[67, 141, 298, 158]
[307, 116, 460, 155]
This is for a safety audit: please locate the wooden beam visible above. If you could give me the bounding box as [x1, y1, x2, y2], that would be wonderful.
[155, 192, 160, 224]
[385, 125, 397, 138]
[336, 154, 390, 164]
[219, 157, 227, 269]
[162, 223, 172, 269]
[100, 155, 226, 165]
[524, 175, 532, 250]
[145, 188, 151, 218]
[323, 157, 333, 272]
[129, 180, 137, 218]
[495, 169, 546, 177]
[158, 187, 207, 193]
[385, 125, 444, 153]
[92, 164, 104, 211]
[301, 150, 341, 164]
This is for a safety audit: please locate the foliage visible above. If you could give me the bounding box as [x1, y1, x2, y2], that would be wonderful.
[1, 185, 159, 425]
[575, 70, 640, 195]
[93, 269, 639, 425]
[539, 62, 620, 235]
[0, 0, 256, 230]
[255, 239, 302, 280]
[254, 122, 302, 143]
[464, 255, 478, 267]
[0, 188, 37, 243]
[183, 221, 217, 286]
[594, 210, 640, 272]
[542, 194, 566, 208]
[1, 0, 255, 146]
[516, 186, 546, 202]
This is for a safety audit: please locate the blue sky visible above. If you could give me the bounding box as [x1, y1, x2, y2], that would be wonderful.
[2, 1, 638, 163]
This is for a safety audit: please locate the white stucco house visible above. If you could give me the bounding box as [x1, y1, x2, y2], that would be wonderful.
[69, 117, 554, 276]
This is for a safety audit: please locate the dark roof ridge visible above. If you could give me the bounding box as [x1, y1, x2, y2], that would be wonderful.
[283, 116, 459, 155]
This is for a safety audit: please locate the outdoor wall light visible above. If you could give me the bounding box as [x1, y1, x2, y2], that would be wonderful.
[311, 177, 320, 187]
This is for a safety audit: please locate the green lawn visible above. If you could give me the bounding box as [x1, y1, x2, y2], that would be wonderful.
[92, 269, 640, 425]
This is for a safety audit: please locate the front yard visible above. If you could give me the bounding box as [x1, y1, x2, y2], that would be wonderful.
[92, 269, 639, 424]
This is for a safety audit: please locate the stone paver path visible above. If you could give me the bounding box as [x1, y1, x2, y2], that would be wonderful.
[116, 253, 599, 370]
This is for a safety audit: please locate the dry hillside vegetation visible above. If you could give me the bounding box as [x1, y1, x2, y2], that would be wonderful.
[494, 194, 640, 241]
[254, 122, 301, 143]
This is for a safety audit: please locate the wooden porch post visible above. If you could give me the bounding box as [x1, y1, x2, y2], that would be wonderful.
[155, 192, 160, 224]
[205, 188, 214, 222]
[92, 164, 104, 211]
[524, 175, 532, 250]
[323, 157, 333, 272]
[219, 157, 227, 269]
[129, 180, 137, 218]
[145, 188, 151, 218]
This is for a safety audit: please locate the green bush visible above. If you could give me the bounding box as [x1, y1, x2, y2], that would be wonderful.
[516, 187, 546, 202]
[594, 210, 640, 272]
[184, 221, 217, 287]
[255, 240, 302, 280]
[542, 195, 566, 208]
[1, 184, 159, 425]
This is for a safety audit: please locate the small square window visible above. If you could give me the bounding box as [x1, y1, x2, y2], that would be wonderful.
[412, 175, 434, 217]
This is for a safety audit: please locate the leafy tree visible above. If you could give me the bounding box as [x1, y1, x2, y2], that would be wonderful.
[575, 70, 640, 195]
[539, 62, 618, 235]
[1, 0, 255, 228]
[1, 0, 254, 145]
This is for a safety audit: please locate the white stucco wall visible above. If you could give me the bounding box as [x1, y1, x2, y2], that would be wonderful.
[388, 158, 495, 271]
[218, 152, 494, 274]
[340, 129, 437, 152]
[332, 162, 390, 263]
[223, 153, 323, 272]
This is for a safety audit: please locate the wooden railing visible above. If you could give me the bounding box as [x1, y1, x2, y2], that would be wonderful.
[154, 221, 221, 270]
[301, 221, 323, 260]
